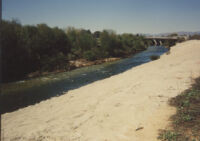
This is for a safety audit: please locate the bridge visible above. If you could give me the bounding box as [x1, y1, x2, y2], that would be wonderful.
[145, 36, 185, 47]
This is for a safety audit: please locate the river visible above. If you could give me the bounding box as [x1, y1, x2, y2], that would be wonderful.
[0, 46, 168, 114]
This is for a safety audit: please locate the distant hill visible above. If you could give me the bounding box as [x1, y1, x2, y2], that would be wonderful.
[141, 32, 200, 37]
[154, 32, 200, 37]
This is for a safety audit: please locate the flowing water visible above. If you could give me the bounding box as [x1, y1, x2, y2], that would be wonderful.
[0, 46, 168, 114]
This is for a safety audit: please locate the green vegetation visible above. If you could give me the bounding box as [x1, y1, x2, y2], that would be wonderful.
[163, 40, 177, 47]
[168, 33, 178, 37]
[150, 55, 160, 60]
[158, 130, 179, 141]
[189, 34, 200, 40]
[0, 20, 149, 83]
[158, 77, 200, 141]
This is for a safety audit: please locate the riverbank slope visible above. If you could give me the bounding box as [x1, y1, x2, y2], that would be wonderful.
[2, 40, 200, 141]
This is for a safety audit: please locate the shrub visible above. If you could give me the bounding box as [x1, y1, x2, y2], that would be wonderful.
[150, 55, 160, 60]
[83, 50, 97, 61]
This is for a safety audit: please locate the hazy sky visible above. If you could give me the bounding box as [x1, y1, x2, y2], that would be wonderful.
[3, 0, 200, 34]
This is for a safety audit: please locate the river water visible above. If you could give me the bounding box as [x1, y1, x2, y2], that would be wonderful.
[0, 46, 168, 114]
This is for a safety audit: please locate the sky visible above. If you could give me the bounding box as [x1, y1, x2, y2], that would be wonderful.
[2, 0, 200, 34]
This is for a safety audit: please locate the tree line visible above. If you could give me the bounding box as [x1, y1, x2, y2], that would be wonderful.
[0, 20, 149, 83]
[189, 34, 200, 40]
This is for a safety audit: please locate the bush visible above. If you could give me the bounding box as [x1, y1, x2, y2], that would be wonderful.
[150, 55, 160, 60]
[83, 50, 97, 61]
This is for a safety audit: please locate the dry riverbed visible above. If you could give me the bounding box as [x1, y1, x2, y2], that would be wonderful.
[2, 40, 200, 141]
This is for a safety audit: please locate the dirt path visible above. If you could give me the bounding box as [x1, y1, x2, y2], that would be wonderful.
[2, 40, 200, 141]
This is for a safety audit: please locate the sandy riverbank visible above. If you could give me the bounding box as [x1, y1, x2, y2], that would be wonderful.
[2, 40, 200, 141]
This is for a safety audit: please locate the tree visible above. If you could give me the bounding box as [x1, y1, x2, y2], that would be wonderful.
[1, 20, 31, 82]
[168, 33, 178, 37]
[1, 20, 72, 82]
[66, 28, 97, 58]
[1, 19, 149, 83]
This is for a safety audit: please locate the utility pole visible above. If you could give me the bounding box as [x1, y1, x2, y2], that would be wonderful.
[0, 0, 2, 140]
